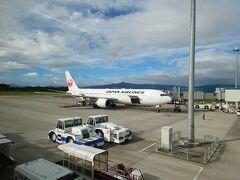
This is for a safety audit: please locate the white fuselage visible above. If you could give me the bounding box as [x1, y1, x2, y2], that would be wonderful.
[70, 88, 172, 106]
[65, 71, 172, 107]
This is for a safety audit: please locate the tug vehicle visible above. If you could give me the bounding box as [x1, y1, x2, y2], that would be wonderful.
[194, 102, 212, 110]
[86, 115, 132, 144]
[48, 117, 104, 147]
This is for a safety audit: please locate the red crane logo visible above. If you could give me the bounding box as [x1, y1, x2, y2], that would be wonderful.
[67, 79, 73, 87]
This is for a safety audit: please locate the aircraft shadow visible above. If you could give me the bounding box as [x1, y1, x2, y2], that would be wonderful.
[59, 103, 188, 113]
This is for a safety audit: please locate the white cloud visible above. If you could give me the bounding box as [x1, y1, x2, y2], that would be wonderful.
[0, 0, 239, 85]
[23, 72, 38, 78]
[80, 47, 237, 86]
[0, 61, 29, 71]
[43, 74, 54, 77]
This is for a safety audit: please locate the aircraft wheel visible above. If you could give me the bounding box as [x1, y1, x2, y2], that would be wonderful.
[93, 104, 99, 108]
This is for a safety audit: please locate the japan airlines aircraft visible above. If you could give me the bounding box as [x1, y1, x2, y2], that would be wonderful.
[65, 71, 172, 110]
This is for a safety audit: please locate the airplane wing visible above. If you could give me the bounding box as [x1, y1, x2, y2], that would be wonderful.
[35, 89, 67, 95]
[47, 89, 66, 94]
[34, 92, 64, 95]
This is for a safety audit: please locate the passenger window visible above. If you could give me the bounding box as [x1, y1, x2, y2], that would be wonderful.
[96, 117, 101, 124]
[57, 121, 64, 129]
[102, 116, 108, 122]
[74, 119, 82, 126]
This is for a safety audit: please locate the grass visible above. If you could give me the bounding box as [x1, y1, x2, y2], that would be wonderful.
[0, 91, 39, 96]
[0, 90, 55, 96]
[0, 90, 75, 98]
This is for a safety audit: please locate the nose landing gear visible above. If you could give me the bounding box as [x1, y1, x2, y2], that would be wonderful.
[155, 105, 161, 113]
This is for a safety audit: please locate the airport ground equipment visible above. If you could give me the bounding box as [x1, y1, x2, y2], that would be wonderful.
[58, 143, 144, 180]
[0, 134, 15, 168]
[237, 110, 240, 116]
[86, 115, 132, 144]
[194, 102, 212, 110]
[14, 158, 82, 180]
[173, 100, 182, 112]
[161, 126, 173, 149]
[48, 117, 104, 147]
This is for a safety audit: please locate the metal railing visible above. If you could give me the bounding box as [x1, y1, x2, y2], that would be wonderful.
[155, 131, 221, 164]
[172, 131, 181, 142]
[203, 137, 219, 163]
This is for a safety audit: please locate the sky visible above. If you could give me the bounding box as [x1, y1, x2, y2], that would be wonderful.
[0, 0, 240, 87]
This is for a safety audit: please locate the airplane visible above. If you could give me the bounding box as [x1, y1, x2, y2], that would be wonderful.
[65, 71, 172, 112]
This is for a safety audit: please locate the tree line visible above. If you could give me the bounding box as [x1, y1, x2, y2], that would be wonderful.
[0, 84, 67, 91]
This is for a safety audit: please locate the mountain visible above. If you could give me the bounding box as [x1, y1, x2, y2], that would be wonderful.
[86, 82, 235, 92]
[0, 82, 235, 92]
[87, 82, 177, 90]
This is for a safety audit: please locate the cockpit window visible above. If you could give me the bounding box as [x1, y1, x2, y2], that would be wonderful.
[160, 94, 167, 96]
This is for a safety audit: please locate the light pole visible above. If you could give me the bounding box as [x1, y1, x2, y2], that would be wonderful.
[188, 0, 196, 143]
[233, 47, 239, 109]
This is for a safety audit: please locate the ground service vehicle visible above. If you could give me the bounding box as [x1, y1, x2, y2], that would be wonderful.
[14, 158, 83, 180]
[237, 110, 240, 116]
[58, 143, 144, 180]
[194, 102, 212, 110]
[48, 117, 104, 147]
[0, 134, 15, 168]
[86, 115, 132, 144]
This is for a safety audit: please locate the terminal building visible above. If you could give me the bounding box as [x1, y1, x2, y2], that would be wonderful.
[224, 89, 240, 108]
[170, 87, 239, 102]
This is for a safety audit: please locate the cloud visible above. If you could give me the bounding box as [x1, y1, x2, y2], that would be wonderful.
[23, 72, 38, 78]
[0, 61, 29, 71]
[79, 46, 236, 86]
[0, 0, 239, 86]
[43, 74, 54, 77]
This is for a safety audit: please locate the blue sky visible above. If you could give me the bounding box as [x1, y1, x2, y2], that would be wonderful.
[0, 0, 240, 86]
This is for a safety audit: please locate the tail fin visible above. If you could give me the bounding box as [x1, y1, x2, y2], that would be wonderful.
[65, 71, 80, 95]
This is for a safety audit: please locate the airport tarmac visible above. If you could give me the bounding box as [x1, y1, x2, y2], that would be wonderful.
[0, 96, 239, 180]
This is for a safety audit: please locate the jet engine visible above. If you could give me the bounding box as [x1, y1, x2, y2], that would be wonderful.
[95, 98, 111, 108]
